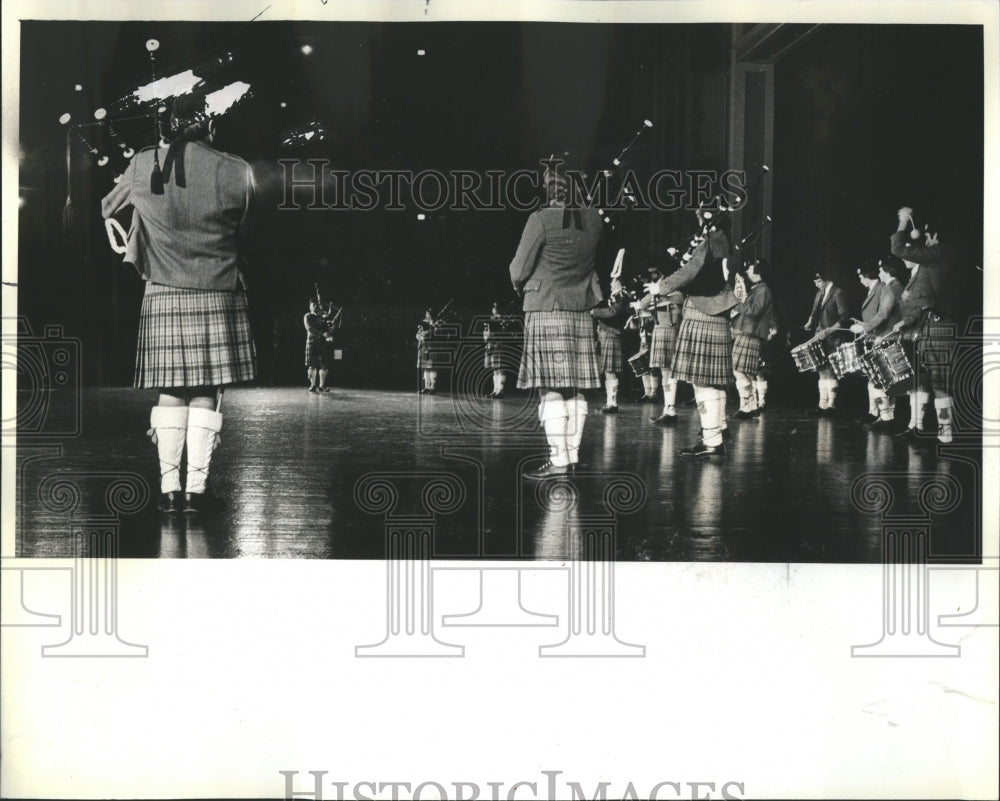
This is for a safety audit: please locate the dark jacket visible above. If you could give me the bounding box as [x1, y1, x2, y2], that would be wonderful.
[591, 296, 631, 334]
[731, 280, 776, 340]
[860, 281, 900, 337]
[509, 205, 603, 312]
[101, 141, 255, 292]
[653, 230, 737, 316]
[807, 284, 851, 332]
[890, 231, 956, 323]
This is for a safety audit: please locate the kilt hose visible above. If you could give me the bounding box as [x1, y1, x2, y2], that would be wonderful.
[669, 302, 733, 387]
[135, 282, 256, 389]
[731, 332, 763, 377]
[305, 336, 327, 369]
[917, 313, 956, 392]
[649, 321, 678, 369]
[596, 327, 624, 373]
[517, 310, 600, 390]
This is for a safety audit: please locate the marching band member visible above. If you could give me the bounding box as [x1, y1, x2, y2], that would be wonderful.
[590, 277, 630, 413]
[850, 261, 900, 425]
[510, 158, 603, 478]
[730, 258, 777, 418]
[804, 270, 851, 416]
[634, 250, 684, 425]
[645, 207, 735, 457]
[304, 299, 330, 392]
[101, 93, 256, 514]
[417, 309, 438, 394]
[639, 264, 664, 403]
[889, 207, 958, 445]
[484, 302, 506, 399]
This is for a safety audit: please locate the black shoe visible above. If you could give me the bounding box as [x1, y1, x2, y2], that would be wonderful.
[893, 427, 918, 440]
[871, 419, 898, 433]
[734, 409, 757, 420]
[523, 461, 571, 480]
[183, 492, 215, 515]
[679, 441, 726, 458]
[602, 405, 619, 414]
[309, 386, 319, 393]
[810, 407, 828, 417]
[492, 391, 505, 399]
[650, 413, 677, 425]
[157, 491, 183, 513]
[638, 395, 652, 404]
[859, 413, 878, 425]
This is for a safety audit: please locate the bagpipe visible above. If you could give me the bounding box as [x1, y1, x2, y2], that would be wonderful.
[417, 299, 456, 339]
[83, 33, 328, 247]
[485, 298, 522, 333]
[314, 284, 343, 340]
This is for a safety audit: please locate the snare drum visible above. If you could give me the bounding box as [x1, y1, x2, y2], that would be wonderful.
[862, 338, 914, 396]
[790, 340, 827, 373]
[828, 339, 866, 379]
[628, 349, 651, 377]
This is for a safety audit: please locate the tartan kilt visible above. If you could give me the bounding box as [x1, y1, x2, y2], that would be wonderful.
[731, 332, 763, 376]
[135, 282, 256, 389]
[649, 322, 678, 369]
[517, 310, 600, 389]
[305, 336, 327, 369]
[669, 303, 733, 387]
[596, 327, 624, 373]
[917, 313, 956, 391]
[417, 341, 436, 370]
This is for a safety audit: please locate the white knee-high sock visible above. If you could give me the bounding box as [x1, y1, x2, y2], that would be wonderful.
[934, 396, 953, 443]
[662, 379, 678, 416]
[694, 385, 722, 447]
[605, 375, 619, 407]
[185, 407, 223, 495]
[565, 395, 588, 465]
[914, 390, 930, 430]
[754, 377, 768, 408]
[715, 387, 728, 431]
[539, 392, 570, 467]
[734, 372, 755, 412]
[149, 406, 188, 494]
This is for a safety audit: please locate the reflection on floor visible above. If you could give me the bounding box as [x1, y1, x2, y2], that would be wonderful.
[14, 387, 983, 561]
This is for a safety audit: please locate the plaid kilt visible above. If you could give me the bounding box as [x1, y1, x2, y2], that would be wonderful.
[731, 332, 763, 376]
[649, 322, 678, 369]
[917, 313, 956, 391]
[135, 283, 256, 389]
[305, 336, 327, 369]
[417, 341, 436, 370]
[596, 327, 624, 373]
[517, 310, 600, 389]
[669, 303, 733, 387]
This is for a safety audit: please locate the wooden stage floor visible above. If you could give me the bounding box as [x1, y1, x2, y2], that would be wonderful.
[13, 386, 983, 562]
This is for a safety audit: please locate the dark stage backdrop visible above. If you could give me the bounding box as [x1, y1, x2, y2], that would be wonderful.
[16, 21, 983, 393]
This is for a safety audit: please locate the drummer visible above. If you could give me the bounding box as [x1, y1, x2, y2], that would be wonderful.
[850, 261, 900, 426]
[888, 207, 959, 445]
[804, 270, 851, 416]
